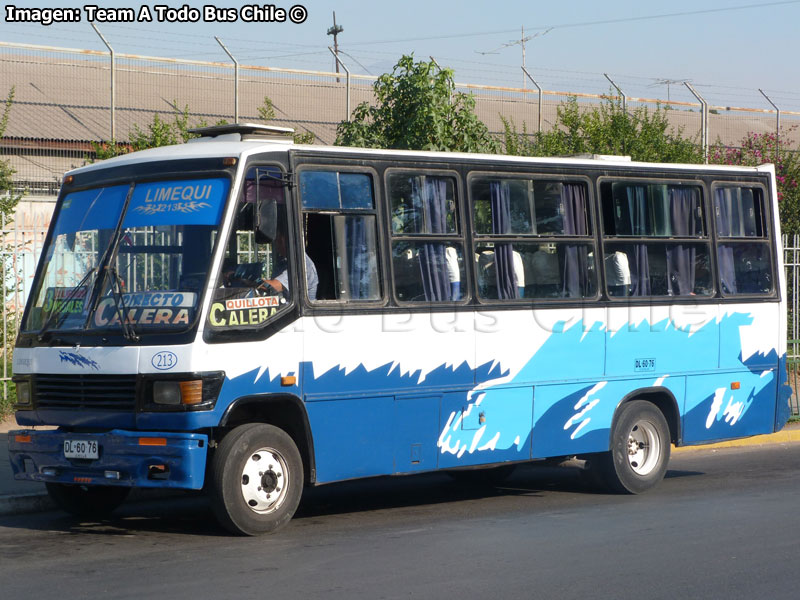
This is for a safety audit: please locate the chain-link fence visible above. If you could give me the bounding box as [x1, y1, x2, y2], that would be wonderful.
[4, 41, 800, 186]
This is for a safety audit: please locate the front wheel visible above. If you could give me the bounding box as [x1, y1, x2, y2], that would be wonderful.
[209, 423, 303, 536]
[45, 483, 130, 517]
[589, 400, 670, 494]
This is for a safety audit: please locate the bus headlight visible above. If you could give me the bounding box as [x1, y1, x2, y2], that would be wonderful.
[143, 372, 224, 412]
[153, 380, 203, 406]
[13, 378, 32, 407]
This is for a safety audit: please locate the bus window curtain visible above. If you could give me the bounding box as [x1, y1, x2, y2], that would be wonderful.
[665, 186, 698, 296]
[344, 215, 377, 300]
[490, 180, 518, 299]
[716, 187, 737, 293]
[414, 177, 451, 301]
[560, 183, 590, 297]
[626, 185, 651, 296]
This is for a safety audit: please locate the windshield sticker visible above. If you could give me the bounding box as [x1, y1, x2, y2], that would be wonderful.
[123, 178, 229, 227]
[59, 351, 99, 370]
[209, 296, 281, 328]
[42, 286, 88, 314]
[93, 292, 197, 328]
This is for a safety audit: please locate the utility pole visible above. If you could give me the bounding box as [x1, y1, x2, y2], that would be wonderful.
[327, 11, 343, 82]
[476, 26, 551, 90]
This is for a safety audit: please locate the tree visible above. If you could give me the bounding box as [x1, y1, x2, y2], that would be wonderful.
[710, 129, 800, 234]
[90, 104, 201, 160]
[257, 96, 315, 144]
[502, 95, 703, 164]
[0, 87, 20, 417]
[336, 55, 498, 153]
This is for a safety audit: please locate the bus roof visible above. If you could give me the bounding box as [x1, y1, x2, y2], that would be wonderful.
[69, 135, 773, 178]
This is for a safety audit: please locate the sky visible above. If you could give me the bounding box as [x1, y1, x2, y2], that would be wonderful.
[1, 0, 800, 111]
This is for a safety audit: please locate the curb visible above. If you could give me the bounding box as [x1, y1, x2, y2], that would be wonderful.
[673, 425, 800, 453]
[0, 492, 54, 517]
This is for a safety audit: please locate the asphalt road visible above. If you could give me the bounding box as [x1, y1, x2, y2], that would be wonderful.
[1, 444, 799, 599]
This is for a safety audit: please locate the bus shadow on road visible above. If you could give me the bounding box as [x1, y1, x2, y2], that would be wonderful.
[0, 464, 704, 537]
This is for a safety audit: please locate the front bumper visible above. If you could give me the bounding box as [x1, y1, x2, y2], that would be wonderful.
[8, 429, 208, 490]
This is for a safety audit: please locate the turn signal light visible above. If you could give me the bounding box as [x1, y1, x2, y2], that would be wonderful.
[14, 434, 31, 443]
[179, 380, 203, 405]
[731, 382, 741, 390]
[139, 437, 167, 447]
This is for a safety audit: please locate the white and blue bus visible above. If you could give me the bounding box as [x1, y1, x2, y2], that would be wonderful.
[8, 124, 792, 534]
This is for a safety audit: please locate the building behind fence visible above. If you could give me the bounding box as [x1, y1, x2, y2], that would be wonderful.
[1, 40, 799, 414]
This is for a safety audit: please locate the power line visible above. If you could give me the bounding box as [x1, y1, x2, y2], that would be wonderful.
[347, 1, 800, 46]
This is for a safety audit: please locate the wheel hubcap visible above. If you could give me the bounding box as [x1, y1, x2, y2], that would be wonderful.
[240, 447, 289, 514]
[626, 420, 661, 476]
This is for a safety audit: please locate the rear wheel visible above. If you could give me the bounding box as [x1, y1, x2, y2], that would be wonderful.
[209, 423, 303, 536]
[589, 400, 670, 494]
[45, 483, 130, 517]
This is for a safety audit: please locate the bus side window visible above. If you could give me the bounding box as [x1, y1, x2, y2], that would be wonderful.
[388, 172, 465, 303]
[299, 170, 381, 302]
[714, 186, 773, 296]
[601, 181, 712, 298]
[470, 177, 595, 300]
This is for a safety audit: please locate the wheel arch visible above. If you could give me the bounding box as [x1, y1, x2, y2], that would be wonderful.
[610, 387, 681, 447]
[219, 393, 316, 484]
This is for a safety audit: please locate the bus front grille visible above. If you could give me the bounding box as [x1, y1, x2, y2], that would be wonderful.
[34, 374, 138, 410]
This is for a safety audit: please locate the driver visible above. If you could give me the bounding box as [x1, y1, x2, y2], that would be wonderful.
[256, 229, 319, 301]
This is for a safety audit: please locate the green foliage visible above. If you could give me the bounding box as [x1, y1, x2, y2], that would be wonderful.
[0, 86, 20, 419]
[258, 96, 276, 122]
[257, 95, 315, 145]
[503, 95, 703, 164]
[90, 104, 213, 161]
[710, 128, 800, 234]
[336, 55, 498, 153]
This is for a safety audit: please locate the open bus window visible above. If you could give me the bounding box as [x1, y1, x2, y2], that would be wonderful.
[300, 169, 380, 303]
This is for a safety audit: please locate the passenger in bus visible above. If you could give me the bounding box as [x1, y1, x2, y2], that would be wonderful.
[528, 244, 560, 297]
[445, 246, 461, 300]
[476, 248, 525, 299]
[605, 250, 631, 296]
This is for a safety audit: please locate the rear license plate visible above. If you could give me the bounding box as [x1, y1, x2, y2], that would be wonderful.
[64, 439, 99, 460]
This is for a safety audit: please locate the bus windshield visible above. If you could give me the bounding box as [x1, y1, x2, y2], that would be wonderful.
[23, 177, 230, 336]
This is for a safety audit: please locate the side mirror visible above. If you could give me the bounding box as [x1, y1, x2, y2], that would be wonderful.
[256, 197, 277, 243]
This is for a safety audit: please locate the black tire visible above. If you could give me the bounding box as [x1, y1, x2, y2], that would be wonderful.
[447, 464, 516, 486]
[589, 400, 670, 494]
[45, 483, 130, 517]
[209, 423, 303, 536]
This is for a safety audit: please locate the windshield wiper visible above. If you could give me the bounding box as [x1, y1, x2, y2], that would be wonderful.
[36, 265, 98, 342]
[105, 265, 139, 342]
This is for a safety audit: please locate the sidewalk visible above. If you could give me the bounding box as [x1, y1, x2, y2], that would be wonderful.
[2, 416, 800, 517]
